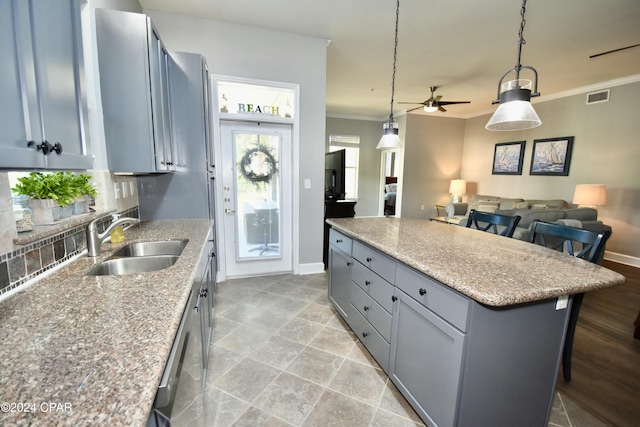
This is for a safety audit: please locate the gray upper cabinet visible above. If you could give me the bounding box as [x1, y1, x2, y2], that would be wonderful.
[95, 9, 175, 174]
[0, 0, 92, 170]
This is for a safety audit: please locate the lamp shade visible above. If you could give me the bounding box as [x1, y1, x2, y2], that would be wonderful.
[377, 122, 402, 150]
[573, 184, 606, 207]
[449, 179, 466, 195]
[486, 80, 542, 131]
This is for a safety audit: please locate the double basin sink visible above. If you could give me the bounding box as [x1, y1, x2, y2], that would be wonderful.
[87, 240, 188, 276]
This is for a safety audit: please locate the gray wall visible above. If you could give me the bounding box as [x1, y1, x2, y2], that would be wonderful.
[402, 114, 466, 220]
[462, 81, 640, 260]
[325, 117, 382, 217]
[145, 10, 327, 267]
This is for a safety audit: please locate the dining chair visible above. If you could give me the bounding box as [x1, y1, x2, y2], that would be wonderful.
[527, 219, 612, 381]
[465, 209, 522, 238]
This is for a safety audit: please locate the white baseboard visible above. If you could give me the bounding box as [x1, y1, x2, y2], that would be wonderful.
[604, 251, 640, 268]
[297, 262, 325, 275]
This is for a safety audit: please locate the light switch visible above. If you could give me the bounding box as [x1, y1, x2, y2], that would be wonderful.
[304, 179, 311, 189]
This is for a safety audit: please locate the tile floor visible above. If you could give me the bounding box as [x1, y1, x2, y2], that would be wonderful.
[197, 272, 606, 426]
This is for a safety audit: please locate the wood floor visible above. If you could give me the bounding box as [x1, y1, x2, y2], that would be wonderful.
[555, 260, 640, 426]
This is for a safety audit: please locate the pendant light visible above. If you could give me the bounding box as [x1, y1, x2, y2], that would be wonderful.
[486, 0, 541, 131]
[377, 0, 402, 150]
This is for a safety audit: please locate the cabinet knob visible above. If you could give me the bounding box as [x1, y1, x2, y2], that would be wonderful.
[365, 280, 371, 286]
[29, 140, 61, 155]
[346, 261, 352, 266]
[362, 332, 368, 338]
[366, 257, 372, 262]
[336, 239, 343, 243]
[392, 295, 398, 302]
[363, 305, 369, 311]
[419, 288, 427, 296]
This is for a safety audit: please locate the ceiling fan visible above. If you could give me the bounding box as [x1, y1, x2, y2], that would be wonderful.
[589, 43, 640, 59]
[399, 86, 471, 113]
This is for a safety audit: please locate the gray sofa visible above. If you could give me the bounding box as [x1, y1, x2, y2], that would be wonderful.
[445, 194, 610, 241]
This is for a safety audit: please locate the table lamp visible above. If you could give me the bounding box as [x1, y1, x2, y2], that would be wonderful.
[573, 184, 606, 209]
[449, 179, 466, 203]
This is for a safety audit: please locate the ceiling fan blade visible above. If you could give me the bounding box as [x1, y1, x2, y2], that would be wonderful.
[438, 101, 471, 106]
[398, 101, 427, 105]
[438, 105, 447, 112]
[405, 106, 424, 113]
[434, 95, 443, 102]
[589, 43, 640, 59]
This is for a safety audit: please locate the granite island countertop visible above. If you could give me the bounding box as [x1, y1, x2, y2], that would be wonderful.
[327, 217, 625, 306]
[0, 219, 213, 426]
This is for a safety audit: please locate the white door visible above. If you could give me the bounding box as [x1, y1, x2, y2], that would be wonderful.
[219, 120, 292, 277]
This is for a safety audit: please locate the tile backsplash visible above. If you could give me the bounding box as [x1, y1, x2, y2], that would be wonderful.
[0, 170, 139, 297]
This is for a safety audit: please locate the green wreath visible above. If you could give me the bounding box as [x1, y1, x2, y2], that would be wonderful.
[239, 147, 278, 183]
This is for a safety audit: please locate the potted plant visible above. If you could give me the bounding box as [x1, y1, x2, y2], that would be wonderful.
[71, 173, 97, 215]
[12, 172, 97, 224]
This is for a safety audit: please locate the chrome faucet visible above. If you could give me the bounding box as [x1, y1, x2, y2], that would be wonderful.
[86, 214, 140, 257]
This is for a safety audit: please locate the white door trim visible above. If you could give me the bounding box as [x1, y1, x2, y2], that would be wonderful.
[211, 75, 300, 282]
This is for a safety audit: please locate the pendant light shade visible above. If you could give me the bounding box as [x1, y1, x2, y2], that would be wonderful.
[377, 122, 401, 150]
[377, 0, 402, 150]
[486, 0, 541, 132]
[485, 80, 541, 131]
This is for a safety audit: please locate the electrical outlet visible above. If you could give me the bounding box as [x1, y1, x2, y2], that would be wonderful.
[555, 295, 569, 310]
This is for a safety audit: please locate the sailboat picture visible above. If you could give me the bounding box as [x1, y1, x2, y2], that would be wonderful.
[530, 137, 574, 176]
[492, 141, 526, 175]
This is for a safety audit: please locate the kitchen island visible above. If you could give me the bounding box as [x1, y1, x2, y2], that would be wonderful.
[326, 217, 625, 427]
[0, 219, 213, 426]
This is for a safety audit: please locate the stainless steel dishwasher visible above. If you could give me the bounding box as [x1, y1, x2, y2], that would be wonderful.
[148, 282, 205, 426]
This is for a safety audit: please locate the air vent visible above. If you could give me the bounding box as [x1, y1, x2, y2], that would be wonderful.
[586, 89, 610, 105]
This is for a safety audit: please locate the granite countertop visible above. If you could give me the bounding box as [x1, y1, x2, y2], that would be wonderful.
[0, 219, 213, 426]
[327, 217, 626, 306]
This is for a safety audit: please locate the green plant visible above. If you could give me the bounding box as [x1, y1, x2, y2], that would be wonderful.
[73, 173, 98, 198]
[12, 172, 97, 206]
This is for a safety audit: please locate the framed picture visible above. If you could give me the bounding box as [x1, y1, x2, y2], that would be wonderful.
[530, 136, 574, 176]
[492, 141, 526, 175]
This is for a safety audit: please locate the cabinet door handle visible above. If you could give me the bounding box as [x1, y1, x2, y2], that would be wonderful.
[346, 261, 352, 266]
[366, 257, 372, 262]
[363, 305, 369, 311]
[336, 239, 343, 243]
[362, 332, 368, 338]
[391, 295, 398, 302]
[365, 280, 371, 286]
[419, 288, 427, 296]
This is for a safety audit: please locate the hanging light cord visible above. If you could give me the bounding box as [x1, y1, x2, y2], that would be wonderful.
[515, 0, 527, 80]
[491, 0, 539, 103]
[388, 0, 400, 124]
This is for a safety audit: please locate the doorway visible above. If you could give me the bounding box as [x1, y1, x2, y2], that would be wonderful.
[219, 120, 293, 277]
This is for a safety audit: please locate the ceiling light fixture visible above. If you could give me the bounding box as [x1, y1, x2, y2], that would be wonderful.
[486, 0, 541, 131]
[423, 101, 438, 113]
[377, 0, 402, 150]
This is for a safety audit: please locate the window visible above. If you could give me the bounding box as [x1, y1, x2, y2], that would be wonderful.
[329, 134, 360, 199]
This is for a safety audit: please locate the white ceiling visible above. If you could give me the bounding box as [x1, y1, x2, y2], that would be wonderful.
[139, 0, 640, 120]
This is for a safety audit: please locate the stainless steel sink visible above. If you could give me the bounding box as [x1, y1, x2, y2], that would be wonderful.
[111, 240, 188, 258]
[87, 255, 179, 276]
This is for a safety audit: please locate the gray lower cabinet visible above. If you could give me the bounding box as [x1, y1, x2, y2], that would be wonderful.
[1, 0, 92, 170]
[390, 287, 466, 427]
[95, 9, 175, 173]
[328, 229, 353, 319]
[329, 232, 568, 426]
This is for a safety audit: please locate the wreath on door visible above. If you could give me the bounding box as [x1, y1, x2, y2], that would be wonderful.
[239, 146, 278, 183]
